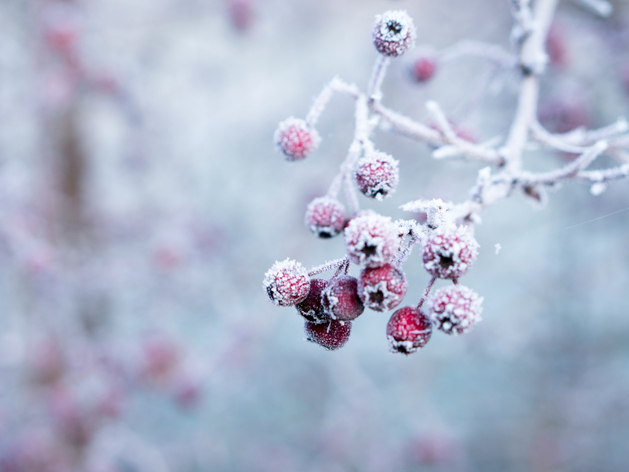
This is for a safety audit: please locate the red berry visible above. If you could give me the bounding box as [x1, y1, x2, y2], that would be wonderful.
[305, 197, 346, 238]
[345, 213, 400, 268]
[274, 117, 320, 161]
[354, 151, 399, 200]
[263, 258, 310, 306]
[296, 278, 331, 324]
[422, 225, 478, 280]
[386, 306, 432, 354]
[358, 263, 408, 312]
[373, 10, 416, 57]
[546, 22, 567, 69]
[305, 320, 351, 350]
[228, 0, 254, 32]
[411, 57, 437, 83]
[427, 285, 483, 335]
[322, 275, 364, 321]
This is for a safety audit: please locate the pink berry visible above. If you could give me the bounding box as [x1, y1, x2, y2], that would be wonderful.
[358, 263, 408, 312]
[304, 197, 346, 238]
[411, 57, 437, 83]
[305, 320, 351, 350]
[263, 258, 310, 306]
[354, 151, 399, 200]
[427, 285, 483, 335]
[422, 225, 478, 280]
[546, 22, 567, 69]
[274, 117, 320, 161]
[322, 275, 364, 321]
[386, 306, 432, 354]
[296, 278, 331, 324]
[345, 213, 400, 268]
[373, 10, 416, 58]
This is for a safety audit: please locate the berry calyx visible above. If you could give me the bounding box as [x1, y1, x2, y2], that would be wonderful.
[304, 197, 346, 239]
[274, 117, 321, 161]
[321, 275, 364, 321]
[422, 225, 479, 280]
[427, 285, 483, 335]
[345, 213, 400, 268]
[263, 258, 310, 306]
[386, 306, 432, 354]
[358, 263, 408, 312]
[305, 320, 351, 350]
[372, 10, 416, 58]
[354, 151, 399, 201]
[296, 278, 331, 324]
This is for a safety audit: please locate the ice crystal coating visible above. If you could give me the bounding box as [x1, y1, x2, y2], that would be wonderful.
[305, 320, 351, 351]
[422, 225, 479, 280]
[263, 258, 310, 306]
[345, 213, 400, 268]
[358, 264, 408, 312]
[411, 56, 437, 83]
[354, 151, 399, 200]
[304, 197, 346, 238]
[321, 275, 365, 321]
[372, 10, 417, 58]
[387, 306, 432, 354]
[296, 278, 331, 324]
[427, 285, 483, 335]
[274, 117, 321, 161]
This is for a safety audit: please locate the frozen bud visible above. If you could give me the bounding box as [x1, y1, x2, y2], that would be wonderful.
[305, 320, 351, 351]
[373, 10, 416, 57]
[263, 258, 310, 306]
[358, 264, 408, 312]
[322, 275, 365, 321]
[274, 117, 320, 161]
[387, 306, 432, 354]
[305, 197, 346, 238]
[411, 56, 437, 83]
[354, 151, 399, 200]
[422, 225, 478, 280]
[427, 285, 483, 335]
[345, 213, 400, 268]
[296, 278, 331, 324]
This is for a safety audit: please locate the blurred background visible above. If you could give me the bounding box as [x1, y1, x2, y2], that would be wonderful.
[1, 0, 629, 471]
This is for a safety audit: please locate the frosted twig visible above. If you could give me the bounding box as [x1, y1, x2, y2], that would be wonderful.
[367, 55, 390, 102]
[306, 77, 360, 126]
[416, 276, 437, 310]
[308, 257, 349, 277]
[570, 0, 612, 17]
[576, 164, 629, 183]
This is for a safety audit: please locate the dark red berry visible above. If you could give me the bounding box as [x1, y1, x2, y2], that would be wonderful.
[296, 278, 331, 324]
[304, 197, 346, 238]
[373, 10, 416, 57]
[354, 151, 399, 200]
[305, 320, 351, 351]
[322, 275, 364, 321]
[387, 306, 432, 354]
[411, 57, 437, 83]
[274, 117, 320, 161]
[358, 263, 408, 312]
[422, 225, 478, 280]
[263, 258, 310, 306]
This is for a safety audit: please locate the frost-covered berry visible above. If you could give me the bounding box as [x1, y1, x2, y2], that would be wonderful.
[427, 285, 483, 335]
[263, 258, 310, 306]
[422, 225, 478, 280]
[305, 320, 351, 350]
[411, 57, 437, 83]
[296, 278, 331, 324]
[345, 213, 400, 268]
[372, 10, 416, 58]
[274, 117, 320, 161]
[387, 306, 432, 354]
[358, 264, 408, 312]
[322, 275, 364, 321]
[354, 151, 399, 200]
[305, 197, 346, 238]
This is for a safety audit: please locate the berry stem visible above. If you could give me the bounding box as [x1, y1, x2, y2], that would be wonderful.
[416, 276, 437, 310]
[308, 257, 348, 277]
[367, 55, 390, 103]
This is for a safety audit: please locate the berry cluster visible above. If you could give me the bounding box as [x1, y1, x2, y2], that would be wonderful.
[263, 10, 486, 355]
